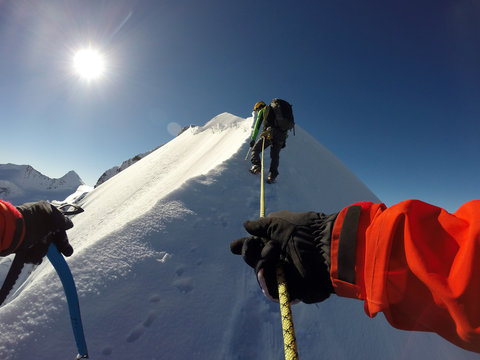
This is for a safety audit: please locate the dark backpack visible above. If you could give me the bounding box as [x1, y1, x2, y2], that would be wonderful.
[270, 98, 295, 132]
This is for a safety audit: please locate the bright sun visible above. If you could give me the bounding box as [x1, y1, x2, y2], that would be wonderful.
[73, 48, 106, 81]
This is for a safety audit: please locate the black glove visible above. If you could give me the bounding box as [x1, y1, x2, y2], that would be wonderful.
[16, 201, 74, 265]
[230, 210, 337, 304]
[249, 140, 255, 148]
[260, 127, 272, 140]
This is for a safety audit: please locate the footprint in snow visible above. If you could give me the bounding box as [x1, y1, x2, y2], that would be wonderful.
[173, 276, 194, 293]
[175, 265, 185, 276]
[173, 263, 194, 293]
[125, 311, 158, 343]
[149, 294, 161, 303]
[102, 346, 113, 356]
[126, 324, 144, 343]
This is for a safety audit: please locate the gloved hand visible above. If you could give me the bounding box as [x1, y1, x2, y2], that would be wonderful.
[249, 140, 255, 148]
[16, 201, 74, 265]
[260, 127, 272, 140]
[230, 210, 337, 304]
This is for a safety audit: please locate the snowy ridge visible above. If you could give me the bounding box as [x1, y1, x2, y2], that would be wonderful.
[0, 114, 477, 360]
[95, 147, 161, 188]
[0, 164, 84, 205]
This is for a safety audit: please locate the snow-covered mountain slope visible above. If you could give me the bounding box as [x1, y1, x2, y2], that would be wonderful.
[94, 126, 198, 188]
[0, 113, 477, 360]
[0, 164, 85, 205]
[94, 147, 161, 188]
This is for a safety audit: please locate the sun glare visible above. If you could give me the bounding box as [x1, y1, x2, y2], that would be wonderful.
[73, 48, 105, 81]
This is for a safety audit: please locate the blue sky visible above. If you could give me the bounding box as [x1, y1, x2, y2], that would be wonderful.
[0, 0, 479, 212]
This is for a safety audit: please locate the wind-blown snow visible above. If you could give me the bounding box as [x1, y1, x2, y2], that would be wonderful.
[0, 114, 477, 359]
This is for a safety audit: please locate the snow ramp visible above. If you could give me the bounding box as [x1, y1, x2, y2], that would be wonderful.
[0, 113, 477, 360]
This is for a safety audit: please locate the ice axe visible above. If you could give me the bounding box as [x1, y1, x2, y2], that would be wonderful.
[47, 243, 88, 359]
[245, 146, 252, 160]
[0, 203, 88, 359]
[49, 203, 88, 359]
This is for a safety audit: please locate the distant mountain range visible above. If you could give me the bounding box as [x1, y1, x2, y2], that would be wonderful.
[0, 126, 197, 205]
[0, 153, 158, 205]
[0, 164, 85, 205]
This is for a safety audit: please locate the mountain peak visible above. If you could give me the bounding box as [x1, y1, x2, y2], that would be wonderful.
[0, 163, 84, 205]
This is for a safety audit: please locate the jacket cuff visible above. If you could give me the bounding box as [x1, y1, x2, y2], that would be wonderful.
[0, 200, 25, 256]
[330, 201, 386, 299]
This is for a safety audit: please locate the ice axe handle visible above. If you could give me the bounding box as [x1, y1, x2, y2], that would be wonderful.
[47, 245, 88, 359]
[245, 146, 252, 160]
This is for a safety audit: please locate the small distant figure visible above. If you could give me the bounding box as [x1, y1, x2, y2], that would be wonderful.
[249, 99, 295, 183]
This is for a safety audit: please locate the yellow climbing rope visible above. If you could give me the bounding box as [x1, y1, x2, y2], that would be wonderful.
[259, 137, 299, 360]
[260, 137, 265, 218]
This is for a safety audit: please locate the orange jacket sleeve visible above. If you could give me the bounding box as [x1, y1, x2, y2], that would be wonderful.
[330, 199, 480, 353]
[0, 200, 25, 256]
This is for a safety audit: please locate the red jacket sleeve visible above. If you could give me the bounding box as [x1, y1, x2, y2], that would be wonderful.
[330, 200, 480, 353]
[0, 200, 25, 256]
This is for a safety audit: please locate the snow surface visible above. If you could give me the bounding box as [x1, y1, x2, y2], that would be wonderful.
[0, 113, 478, 359]
[94, 146, 161, 188]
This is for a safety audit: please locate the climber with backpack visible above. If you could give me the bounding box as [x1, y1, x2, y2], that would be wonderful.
[249, 99, 295, 183]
